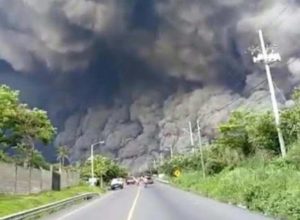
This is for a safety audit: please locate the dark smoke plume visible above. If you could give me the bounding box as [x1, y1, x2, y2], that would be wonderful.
[0, 0, 299, 171]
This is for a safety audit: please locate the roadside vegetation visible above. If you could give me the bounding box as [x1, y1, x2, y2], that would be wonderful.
[0, 184, 104, 217]
[0, 85, 127, 216]
[80, 155, 127, 187]
[159, 88, 300, 220]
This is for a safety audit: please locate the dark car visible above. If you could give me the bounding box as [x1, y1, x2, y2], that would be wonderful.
[126, 176, 136, 185]
[145, 175, 154, 184]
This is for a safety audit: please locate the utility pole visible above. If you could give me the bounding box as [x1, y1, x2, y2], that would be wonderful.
[182, 122, 195, 152]
[90, 141, 105, 186]
[153, 159, 157, 169]
[159, 152, 164, 165]
[253, 29, 286, 157]
[191, 148, 195, 154]
[188, 121, 195, 148]
[91, 144, 94, 180]
[196, 120, 206, 178]
[164, 132, 176, 158]
[170, 145, 174, 158]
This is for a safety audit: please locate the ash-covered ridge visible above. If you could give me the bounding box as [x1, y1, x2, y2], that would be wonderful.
[55, 76, 284, 172]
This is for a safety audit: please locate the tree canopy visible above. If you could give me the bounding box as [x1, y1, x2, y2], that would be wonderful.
[80, 155, 127, 183]
[0, 85, 56, 167]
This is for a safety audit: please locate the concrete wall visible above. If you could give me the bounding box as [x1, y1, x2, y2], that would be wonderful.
[0, 162, 79, 195]
[0, 162, 16, 194]
[0, 162, 52, 194]
[60, 170, 80, 189]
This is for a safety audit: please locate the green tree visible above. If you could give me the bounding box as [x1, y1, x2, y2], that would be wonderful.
[0, 149, 12, 162]
[217, 111, 254, 156]
[56, 146, 70, 171]
[30, 150, 49, 170]
[93, 155, 110, 187]
[104, 162, 127, 181]
[0, 85, 19, 147]
[80, 155, 127, 187]
[0, 85, 56, 166]
[13, 105, 56, 167]
[247, 112, 279, 154]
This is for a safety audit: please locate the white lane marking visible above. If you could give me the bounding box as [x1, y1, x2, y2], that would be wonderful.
[126, 187, 141, 220]
[57, 192, 113, 220]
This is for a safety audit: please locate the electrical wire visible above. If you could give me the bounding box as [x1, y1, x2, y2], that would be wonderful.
[199, 79, 268, 120]
[264, 1, 292, 30]
[215, 79, 267, 113]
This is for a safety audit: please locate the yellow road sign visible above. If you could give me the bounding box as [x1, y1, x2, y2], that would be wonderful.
[173, 169, 181, 177]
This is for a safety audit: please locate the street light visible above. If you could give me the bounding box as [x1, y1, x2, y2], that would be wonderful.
[90, 140, 105, 186]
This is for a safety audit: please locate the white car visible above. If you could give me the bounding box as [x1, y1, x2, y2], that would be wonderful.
[110, 178, 124, 190]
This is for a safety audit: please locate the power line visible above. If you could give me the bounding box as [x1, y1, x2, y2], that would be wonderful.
[265, 3, 291, 29]
[250, 0, 295, 49]
[201, 79, 267, 120]
[273, 82, 287, 103]
[263, 0, 295, 31]
[287, 57, 299, 66]
[281, 34, 300, 67]
[216, 79, 267, 112]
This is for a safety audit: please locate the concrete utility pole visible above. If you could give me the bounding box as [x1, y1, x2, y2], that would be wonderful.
[196, 120, 206, 178]
[90, 141, 105, 186]
[91, 144, 94, 180]
[153, 159, 157, 169]
[164, 132, 177, 158]
[188, 121, 195, 147]
[159, 152, 164, 165]
[170, 145, 174, 158]
[182, 123, 195, 152]
[253, 29, 286, 157]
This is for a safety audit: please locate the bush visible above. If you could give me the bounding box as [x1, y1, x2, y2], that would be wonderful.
[247, 113, 280, 154]
[217, 111, 253, 156]
[159, 155, 187, 176]
[285, 142, 300, 169]
[172, 161, 300, 220]
[281, 89, 300, 146]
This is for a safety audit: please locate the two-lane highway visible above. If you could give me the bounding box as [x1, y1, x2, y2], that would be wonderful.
[45, 182, 273, 220]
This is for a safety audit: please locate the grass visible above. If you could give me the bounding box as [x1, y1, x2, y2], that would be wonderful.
[171, 158, 300, 220]
[0, 184, 104, 217]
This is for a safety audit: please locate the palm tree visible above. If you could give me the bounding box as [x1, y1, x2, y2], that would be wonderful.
[56, 146, 70, 172]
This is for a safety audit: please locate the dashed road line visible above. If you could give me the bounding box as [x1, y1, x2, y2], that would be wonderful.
[126, 186, 141, 220]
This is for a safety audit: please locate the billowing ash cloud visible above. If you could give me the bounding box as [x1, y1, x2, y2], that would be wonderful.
[0, 0, 300, 171]
[0, 0, 125, 72]
[1, 0, 299, 83]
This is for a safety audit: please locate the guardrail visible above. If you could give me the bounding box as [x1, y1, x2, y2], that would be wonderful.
[0, 193, 99, 220]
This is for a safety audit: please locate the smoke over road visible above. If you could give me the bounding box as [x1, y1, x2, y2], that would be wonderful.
[0, 0, 299, 171]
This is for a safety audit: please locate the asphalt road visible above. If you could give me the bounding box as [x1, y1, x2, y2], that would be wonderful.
[44, 182, 273, 220]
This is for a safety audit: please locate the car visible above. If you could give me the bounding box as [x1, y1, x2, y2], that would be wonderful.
[145, 175, 154, 184]
[126, 176, 136, 185]
[110, 178, 124, 190]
